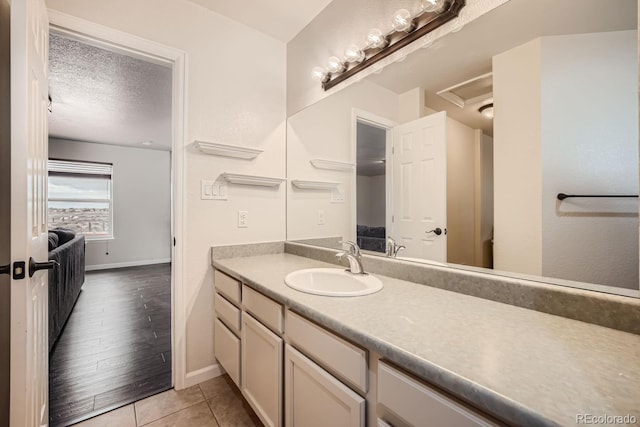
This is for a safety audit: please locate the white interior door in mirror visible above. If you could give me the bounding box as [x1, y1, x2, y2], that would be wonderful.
[390, 112, 447, 262]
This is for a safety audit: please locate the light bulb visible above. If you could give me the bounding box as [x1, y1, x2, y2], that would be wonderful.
[311, 66, 329, 83]
[327, 56, 346, 74]
[392, 9, 414, 32]
[344, 45, 365, 63]
[420, 0, 446, 13]
[366, 28, 388, 49]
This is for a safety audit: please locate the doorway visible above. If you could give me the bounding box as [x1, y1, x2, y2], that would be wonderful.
[45, 12, 186, 425]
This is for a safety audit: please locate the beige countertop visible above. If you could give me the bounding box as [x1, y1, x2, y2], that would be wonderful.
[213, 253, 640, 427]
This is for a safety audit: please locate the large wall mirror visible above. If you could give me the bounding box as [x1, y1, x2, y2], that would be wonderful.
[286, 0, 639, 297]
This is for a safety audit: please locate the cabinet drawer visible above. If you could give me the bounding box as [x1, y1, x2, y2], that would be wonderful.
[285, 344, 365, 427]
[214, 269, 241, 305]
[242, 285, 283, 334]
[286, 310, 367, 394]
[214, 318, 240, 387]
[215, 292, 241, 334]
[377, 362, 499, 427]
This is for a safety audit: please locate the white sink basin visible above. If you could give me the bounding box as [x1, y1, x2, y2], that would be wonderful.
[284, 268, 383, 297]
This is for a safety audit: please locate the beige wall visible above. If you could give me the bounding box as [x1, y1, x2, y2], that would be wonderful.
[446, 118, 476, 266]
[493, 39, 543, 275]
[46, 0, 287, 377]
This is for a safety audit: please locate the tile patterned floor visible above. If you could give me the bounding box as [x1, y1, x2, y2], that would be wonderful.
[72, 375, 262, 427]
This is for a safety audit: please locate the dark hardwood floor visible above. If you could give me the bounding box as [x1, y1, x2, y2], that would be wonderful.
[49, 263, 172, 426]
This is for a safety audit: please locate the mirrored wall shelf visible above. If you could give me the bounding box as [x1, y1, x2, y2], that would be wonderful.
[310, 159, 354, 172]
[221, 173, 285, 187]
[291, 180, 341, 190]
[194, 140, 263, 159]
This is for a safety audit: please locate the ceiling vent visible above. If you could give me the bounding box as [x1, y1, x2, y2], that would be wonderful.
[436, 72, 493, 108]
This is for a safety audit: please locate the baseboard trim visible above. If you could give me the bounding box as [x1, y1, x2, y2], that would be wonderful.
[86, 258, 171, 271]
[183, 364, 224, 389]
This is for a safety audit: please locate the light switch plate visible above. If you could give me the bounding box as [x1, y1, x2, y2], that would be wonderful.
[331, 187, 344, 203]
[201, 180, 227, 200]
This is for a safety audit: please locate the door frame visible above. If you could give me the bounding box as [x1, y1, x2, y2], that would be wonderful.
[47, 10, 188, 389]
[350, 109, 395, 244]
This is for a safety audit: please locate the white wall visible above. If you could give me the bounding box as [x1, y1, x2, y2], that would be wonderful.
[287, 79, 397, 242]
[46, 0, 287, 379]
[356, 175, 385, 227]
[540, 31, 638, 289]
[493, 31, 638, 289]
[475, 131, 494, 268]
[48, 139, 171, 269]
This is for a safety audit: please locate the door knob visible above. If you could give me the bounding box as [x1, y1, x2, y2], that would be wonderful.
[0, 265, 9, 276]
[28, 257, 59, 278]
[426, 227, 446, 236]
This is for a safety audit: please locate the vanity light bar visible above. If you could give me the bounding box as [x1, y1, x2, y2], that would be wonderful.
[312, 0, 465, 91]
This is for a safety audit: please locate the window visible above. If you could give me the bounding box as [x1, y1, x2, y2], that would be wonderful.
[48, 159, 113, 239]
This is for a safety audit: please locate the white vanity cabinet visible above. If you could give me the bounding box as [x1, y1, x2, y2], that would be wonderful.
[241, 284, 284, 427]
[213, 270, 242, 387]
[377, 362, 500, 427]
[285, 309, 367, 427]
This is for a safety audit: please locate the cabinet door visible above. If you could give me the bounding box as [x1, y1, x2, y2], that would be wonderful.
[242, 312, 283, 427]
[285, 345, 365, 427]
[214, 318, 240, 387]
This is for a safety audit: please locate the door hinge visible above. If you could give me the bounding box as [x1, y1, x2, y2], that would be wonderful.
[173, 237, 176, 247]
[13, 261, 26, 280]
[392, 215, 395, 223]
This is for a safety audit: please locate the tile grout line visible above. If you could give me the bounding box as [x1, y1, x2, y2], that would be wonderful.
[137, 389, 207, 427]
[199, 384, 221, 427]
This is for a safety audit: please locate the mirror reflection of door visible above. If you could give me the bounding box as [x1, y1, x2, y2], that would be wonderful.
[356, 122, 387, 253]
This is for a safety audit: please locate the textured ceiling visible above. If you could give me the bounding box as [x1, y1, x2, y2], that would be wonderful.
[186, 0, 334, 42]
[48, 34, 172, 150]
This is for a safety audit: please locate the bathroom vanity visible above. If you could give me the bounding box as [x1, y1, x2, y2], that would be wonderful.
[211, 247, 640, 427]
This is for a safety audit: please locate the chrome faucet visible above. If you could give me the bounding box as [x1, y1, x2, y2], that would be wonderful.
[336, 240, 366, 274]
[386, 236, 406, 258]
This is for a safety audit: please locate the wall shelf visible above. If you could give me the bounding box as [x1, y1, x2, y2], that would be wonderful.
[291, 180, 341, 190]
[310, 159, 354, 172]
[221, 173, 285, 187]
[194, 140, 263, 160]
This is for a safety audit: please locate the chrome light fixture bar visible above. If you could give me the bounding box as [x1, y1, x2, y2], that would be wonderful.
[313, 0, 465, 91]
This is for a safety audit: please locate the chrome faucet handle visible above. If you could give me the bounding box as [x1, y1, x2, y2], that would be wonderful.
[393, 245, 406, 258]
[339, 240, 361, 257]
[335, 251, 365, 274]
[386, 236, 396, 257]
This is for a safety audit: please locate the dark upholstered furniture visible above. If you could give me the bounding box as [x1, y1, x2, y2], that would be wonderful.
[48, 229, 85, 352]
[356, 225, 386, 253]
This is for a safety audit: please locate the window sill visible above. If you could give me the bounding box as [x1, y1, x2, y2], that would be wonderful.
[85, 237, 114, 242]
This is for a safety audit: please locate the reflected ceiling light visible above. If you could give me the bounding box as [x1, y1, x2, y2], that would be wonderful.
[479, 103, 494, 119]
[311, 0, 465, 91]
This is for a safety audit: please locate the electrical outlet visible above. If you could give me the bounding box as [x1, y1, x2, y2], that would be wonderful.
[238, 210, 248, 228]
[317, 209, 325, 225]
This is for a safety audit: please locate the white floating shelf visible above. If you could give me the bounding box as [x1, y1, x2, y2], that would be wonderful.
[194, 140, 263, 160]
[291, 180, 341, 190]
[310, 159, 355, 172]
[221, 173, 285, 187]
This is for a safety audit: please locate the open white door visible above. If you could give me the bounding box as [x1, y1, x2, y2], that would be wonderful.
[10, 0, 50, 425]
[390, 112, 447, 262]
